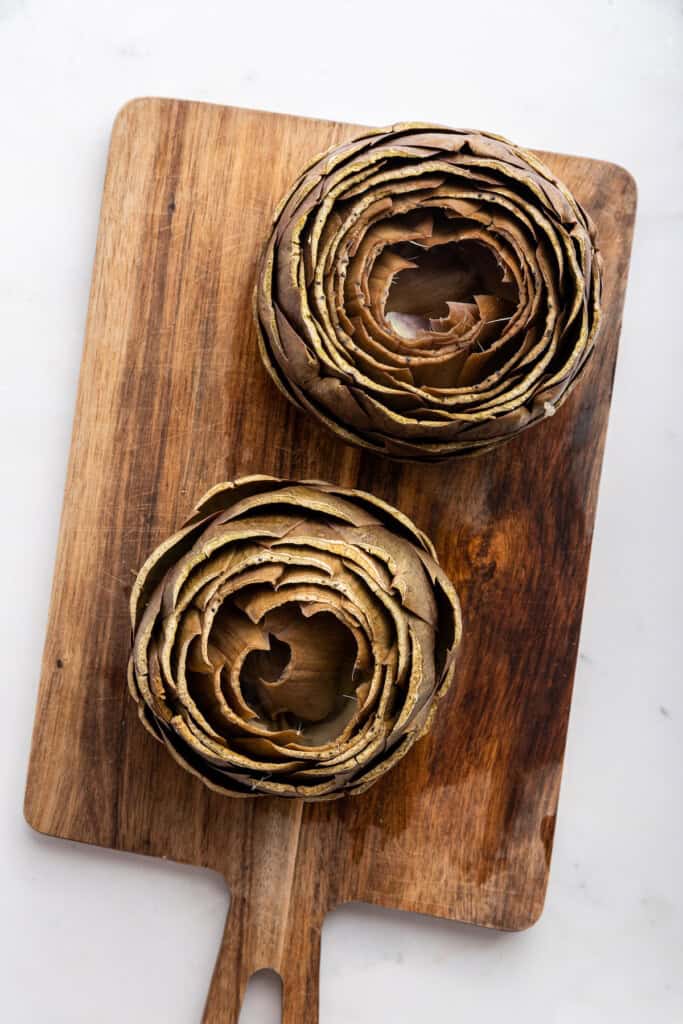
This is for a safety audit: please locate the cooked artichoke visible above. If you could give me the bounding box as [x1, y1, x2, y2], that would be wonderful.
[256, 123, 602, 460]
[128, 476, 461, 799]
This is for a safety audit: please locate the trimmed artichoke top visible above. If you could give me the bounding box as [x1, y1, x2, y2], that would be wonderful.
[256, 123, 602, 460]
[129, 476, 461, 800]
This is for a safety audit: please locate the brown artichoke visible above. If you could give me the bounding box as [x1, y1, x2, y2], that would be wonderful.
[128, 476, 461, 799]
[256, 123, 602, 460]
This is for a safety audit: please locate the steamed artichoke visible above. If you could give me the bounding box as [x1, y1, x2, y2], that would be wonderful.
[128, 476, 461, 799]
[256, 123, 602, 460]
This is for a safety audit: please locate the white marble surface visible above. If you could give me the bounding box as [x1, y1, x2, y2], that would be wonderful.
[1, 1, 681, 1021]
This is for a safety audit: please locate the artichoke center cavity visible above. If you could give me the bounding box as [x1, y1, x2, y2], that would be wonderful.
[239, 607, 358, 725]
[384, 239, 518, 339]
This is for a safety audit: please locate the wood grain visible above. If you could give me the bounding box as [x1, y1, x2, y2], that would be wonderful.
[24, 99, 636, 1023]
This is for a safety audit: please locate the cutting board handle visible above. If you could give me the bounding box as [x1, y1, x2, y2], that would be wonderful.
[202, 890, 322, 1023]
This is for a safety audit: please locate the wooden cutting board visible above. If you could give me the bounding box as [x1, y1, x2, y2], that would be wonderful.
[24, 99, 636, 1023]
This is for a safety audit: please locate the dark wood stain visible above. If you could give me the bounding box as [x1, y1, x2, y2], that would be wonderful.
[23, 101, 637, 1023]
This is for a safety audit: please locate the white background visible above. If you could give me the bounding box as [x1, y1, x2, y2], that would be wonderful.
[1, 1, 681, 1021]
